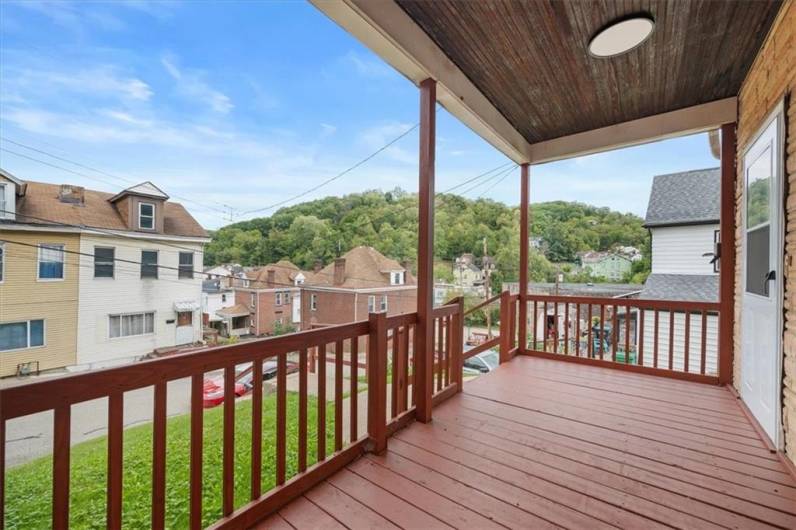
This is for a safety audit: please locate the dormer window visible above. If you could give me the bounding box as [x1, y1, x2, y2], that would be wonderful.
[0, 183, 7, 216]
[139, 202, 155, 229]
[390, 271, 405, 285]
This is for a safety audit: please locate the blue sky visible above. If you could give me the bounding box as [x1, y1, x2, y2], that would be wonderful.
[0, 1, 719, 229]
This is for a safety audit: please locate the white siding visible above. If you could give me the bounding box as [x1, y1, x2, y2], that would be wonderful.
[76, 234, 204, 367]
[650, 224, 719, 274]
[202, 291, 233, 322]
[639, 310, 719, 375]
[0, 180, 16, 221]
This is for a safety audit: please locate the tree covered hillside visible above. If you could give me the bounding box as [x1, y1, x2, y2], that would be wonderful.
[205, 189, 649, 285]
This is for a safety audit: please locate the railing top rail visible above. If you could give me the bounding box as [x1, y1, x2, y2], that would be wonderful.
[0, 319, 370, 420]
[432, 303, 460, 318]
[525, 293, 720, 312]
[385, 312, 418, 329]
[463, 293, 502, 316]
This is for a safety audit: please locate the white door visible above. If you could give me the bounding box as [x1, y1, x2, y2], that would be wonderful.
[740, 108, 784, 445]
[176, 311, 194, 345]
[292, 292, 301, 324]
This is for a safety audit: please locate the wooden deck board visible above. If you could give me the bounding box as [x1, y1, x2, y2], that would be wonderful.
[256, 356, 796, 529]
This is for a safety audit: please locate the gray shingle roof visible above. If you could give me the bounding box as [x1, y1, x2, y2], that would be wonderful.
[644, 168, 720, 227]
[640, 274, 718, 302]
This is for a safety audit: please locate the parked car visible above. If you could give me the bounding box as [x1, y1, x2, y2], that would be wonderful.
[237, 360, 299, 391]
[463, 350, 499, 375]
[202, 376, 247, 408]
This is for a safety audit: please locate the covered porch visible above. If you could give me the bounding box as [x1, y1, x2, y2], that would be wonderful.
[2, 0, 795, 528]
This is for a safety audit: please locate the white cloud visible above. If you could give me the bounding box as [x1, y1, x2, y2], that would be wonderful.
[161, 53, 233, 114]
[10, 66, 153, 101]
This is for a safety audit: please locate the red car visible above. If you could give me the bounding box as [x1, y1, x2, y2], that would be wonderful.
[202, 376, 247, 408]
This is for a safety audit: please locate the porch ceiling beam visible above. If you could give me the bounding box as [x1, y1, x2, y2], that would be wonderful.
[310, 0, 533, 164]
[529, 97, 738, 164]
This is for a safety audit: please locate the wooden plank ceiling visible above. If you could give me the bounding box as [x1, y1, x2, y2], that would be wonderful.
[396, 0, 782, 144]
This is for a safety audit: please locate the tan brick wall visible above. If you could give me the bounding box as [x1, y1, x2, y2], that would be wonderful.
[0, 230, 80, 376]
[734, 0, 796, 460]
[234, 288, 298, 336]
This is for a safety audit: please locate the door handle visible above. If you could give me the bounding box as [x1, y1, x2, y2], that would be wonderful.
[763, 270, 776, 296]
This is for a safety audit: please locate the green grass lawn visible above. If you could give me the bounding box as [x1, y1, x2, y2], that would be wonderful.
[5, 392, 336, 529]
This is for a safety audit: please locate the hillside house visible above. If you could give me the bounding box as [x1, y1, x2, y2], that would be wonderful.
[201, 279, 235, 332]
[0, 175, 209, 375]
[301, 246, 416, 328]
[235, 260, 305, 336]
[578, 250, 632, 281]
[639, 168, 720, 373]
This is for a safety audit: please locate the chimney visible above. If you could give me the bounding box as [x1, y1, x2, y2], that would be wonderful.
[267, 269, 275, 287]
[58, 184, 85, 205]
[333, 258, 346, 286]
[313, 260, 323, 273]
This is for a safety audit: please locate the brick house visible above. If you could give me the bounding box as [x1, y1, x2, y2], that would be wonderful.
[235, 260, 306, 336]
[301, 246, 416, 329]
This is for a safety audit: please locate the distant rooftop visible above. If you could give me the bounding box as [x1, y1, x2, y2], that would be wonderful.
[640, 273, 718, 302]
[644, 168, 720, 227]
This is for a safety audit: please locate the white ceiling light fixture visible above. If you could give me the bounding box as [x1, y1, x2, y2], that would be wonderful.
[588, 16, 655, 58]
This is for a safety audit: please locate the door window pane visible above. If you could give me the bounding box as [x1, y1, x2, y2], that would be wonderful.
[746, 225, 770, 296]
[747, 146, 771, 228]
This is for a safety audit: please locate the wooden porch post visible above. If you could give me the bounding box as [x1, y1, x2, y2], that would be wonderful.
[519, 163, 530, 353]
[718, 123, 737, 385]
[367, 311, 388, 453]
[416, 78, 436, 423]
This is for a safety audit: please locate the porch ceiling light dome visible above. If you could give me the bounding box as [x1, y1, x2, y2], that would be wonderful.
[588, 16, 655, 58]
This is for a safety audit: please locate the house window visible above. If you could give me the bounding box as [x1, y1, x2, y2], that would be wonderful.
[139, 202, 155, 230]
[94, 247, 115, 278]
[0, 319, 44, 351]
[380, 295, 388, 312]
[251, 292, 256, 307]
[368, 295, 376, 313]
[283, 291, 291, 304]
[178, 252, 194, 279]
[177, 311, 193, 327]
[0, 183, 6, 215]
[391, 271, 405, 285]
[275, 292, 282, 306]
[38, 244, 65, 280]
[141, 250, 158, 279]
[0, 243, 4, 283]
[109, 312, 155, 338]
[310, 294, 317, 311]
[221, 294, 227, 303]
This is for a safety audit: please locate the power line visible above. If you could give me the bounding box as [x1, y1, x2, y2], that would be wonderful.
[438, 162, 514, 194]
[477, 166, 516, 198]
[239, 123, 420, 216]
[459, 164, 518, 197]
[0, 141, 233, 214]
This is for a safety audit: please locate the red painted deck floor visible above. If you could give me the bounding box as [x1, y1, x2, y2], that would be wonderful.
[255, 356, 796, 529]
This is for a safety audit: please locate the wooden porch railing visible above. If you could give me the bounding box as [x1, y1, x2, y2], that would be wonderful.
[522, 294, 722, 384]
[0, 303, 465, 529]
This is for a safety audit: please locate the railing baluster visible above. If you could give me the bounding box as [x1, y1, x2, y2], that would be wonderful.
[152, 383, 167, 529]
[587, 304, 593, 357]
[436, 317, 444, 391]
[684, 311, 691, 373]
[334, 339, 343, 452]
[317, 344, 326, 462]
[564, 302, 569, 355]
[298, 348, 308, 472]
[599, 304, 605, 360]
[391, 329, 399, 418]
[575, 303, 581, 356]
[625, 304, 631, 364]
[445, 315, 453, 386]
[53, 404, 71, 530]
[532, 299, 538, 349]
[668, 312, 675, 370]
[223, 366, 235, 516]
[452, 297, 464, 393]
[107, 393, 123, 530]
[553, 302, 558, 354]
[701, 310, 708, 375]
[250, 358, 262, 499]
[611, 305, 618, 362]
[542, 301, 548, 351]
[349, 339, 358, 442]
[189, 374, 203, 530]
[411, 325, 418, 407]
[401, 324, 410, 406]
[653, 310, 660, 368]
[638, 309, 645, 367]
[277, 353, 287, 485]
